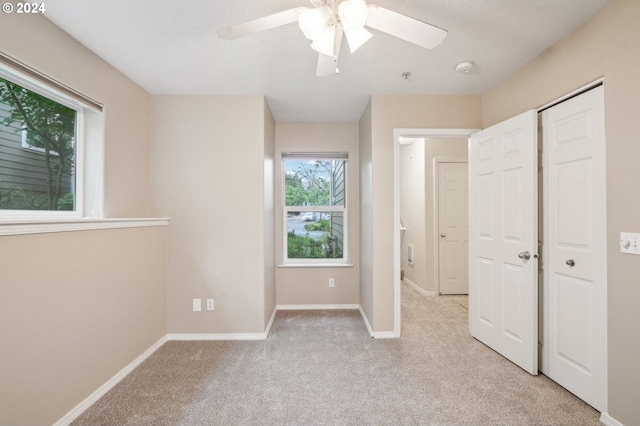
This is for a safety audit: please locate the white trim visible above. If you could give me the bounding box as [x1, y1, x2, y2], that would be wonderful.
[0, 64, 92, 220]
[277, 304, 360, 310]
[0, 217, 169, 236]
[281, 152, 348, 160]
[167, 310, 278, 341]
[0, 51, 103, 111]
[397, 129, 480, 139]
[371, 331, 399, 339]
[359, 306, 374, 337]
[170, 304, 358, 341]
[277, 263, 353, 268]
[403, 278, 436, 296]
[53, 336, 167, 426]
[82, 108, 105, 217]
[393, 129, 479, 339]
[537, 77, 604, 112]
[393, 134, 402, 337]
[281, 157, 349, 266]
[600, 413, 624, 426]
[357, 306, 400, 338]
[265, 307, 277, 338]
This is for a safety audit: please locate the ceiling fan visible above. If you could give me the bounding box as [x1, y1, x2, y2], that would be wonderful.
[217, 0, 447, 76]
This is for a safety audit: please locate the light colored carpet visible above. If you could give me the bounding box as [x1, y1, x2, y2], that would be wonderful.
[72, 284, 600, 425]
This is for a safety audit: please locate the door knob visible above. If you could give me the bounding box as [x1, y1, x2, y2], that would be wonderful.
[518, 251, 531, 260]
[566, 259, 575, 267]
[440, 233, 446, 238]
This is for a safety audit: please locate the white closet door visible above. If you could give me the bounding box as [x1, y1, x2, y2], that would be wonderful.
[469, 110, 539, 375]
[542, 85, 607, 411]
[438, 162, 469, 295]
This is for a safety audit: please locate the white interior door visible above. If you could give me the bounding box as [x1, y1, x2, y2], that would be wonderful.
[469, 110, 538, 375]
[542, 85, 607, 411]
[438, 162, 469, 295]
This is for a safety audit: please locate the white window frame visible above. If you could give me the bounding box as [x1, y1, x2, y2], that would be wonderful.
[0, 63, 103, 220]
[281, 153, 349, 266]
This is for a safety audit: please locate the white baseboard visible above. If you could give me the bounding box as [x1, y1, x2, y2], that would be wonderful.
[600, 412, 624, 426]
[359, 306, 374, 337]
[264, 306, 277, 338]
[54, 303, 395, 425]
[277, 304, 360, 310]
[169, 305, 360, 341]
[168, 307, 278, 341]
[53, 335, 167, 426]
[403, 278, 436, 296]
[358, 306, 399, 338]
[372, 331, 400, 338]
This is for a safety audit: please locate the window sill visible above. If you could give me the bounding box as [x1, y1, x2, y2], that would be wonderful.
[0, 217, 169, 236]
[278, 263, 354, 268]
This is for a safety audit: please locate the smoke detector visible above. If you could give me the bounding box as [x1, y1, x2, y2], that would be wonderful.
[455, 61, 475, 74]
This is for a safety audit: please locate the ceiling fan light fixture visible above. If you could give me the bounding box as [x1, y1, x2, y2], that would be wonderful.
[219, 2, 449, 77]
[311, 25, 337, 57]
[338, 0, 369, 30]
[298, 6, 331, 41]
[344, 26, 372, 53]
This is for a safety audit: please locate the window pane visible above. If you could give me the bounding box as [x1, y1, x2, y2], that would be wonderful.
[285, 159, 345, 207]
[0, 77, 76, 211]
[287, 211, 344, 259]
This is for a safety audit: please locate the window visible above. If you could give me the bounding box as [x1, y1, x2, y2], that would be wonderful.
[0, 56, 103, 219]
[283, 153, 348, 264]
[22, 129, 59, 156]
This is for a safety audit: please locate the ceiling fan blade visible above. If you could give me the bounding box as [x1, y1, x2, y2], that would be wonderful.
[365, 5, 447, 49]
[316, 27, 343, 77]
[217, 7, 308, 40]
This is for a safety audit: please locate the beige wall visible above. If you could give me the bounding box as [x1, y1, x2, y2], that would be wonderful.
[275, 122, 360, 306]
[399, 142, 426, 290]
[362, 95, 481, 331]
[0, 13, 152, 217]
[150, 95, 274, 334]
[4, 2, 637, 424]
[0, 12, 166, 426]
[0, 227, 168, 426]
[482, 1, 640, 423]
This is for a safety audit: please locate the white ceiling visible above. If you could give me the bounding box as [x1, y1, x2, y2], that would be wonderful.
[44, 0, 612, 122]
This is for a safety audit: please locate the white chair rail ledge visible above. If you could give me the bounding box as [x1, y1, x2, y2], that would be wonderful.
[0, 217, 170, 236]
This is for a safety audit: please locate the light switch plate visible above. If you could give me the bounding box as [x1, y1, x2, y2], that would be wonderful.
[620, 232, 640, 255]
[193, 298, 202, 312]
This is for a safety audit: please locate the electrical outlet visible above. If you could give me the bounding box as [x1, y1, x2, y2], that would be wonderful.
[192, 298, 201, 312]
[207, 298, 214, 311]
[329, 278, 335, 288]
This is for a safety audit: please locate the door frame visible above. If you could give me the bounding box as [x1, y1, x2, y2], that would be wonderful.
[433, 158, 468, 295]
[393, 128, 478, 333]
